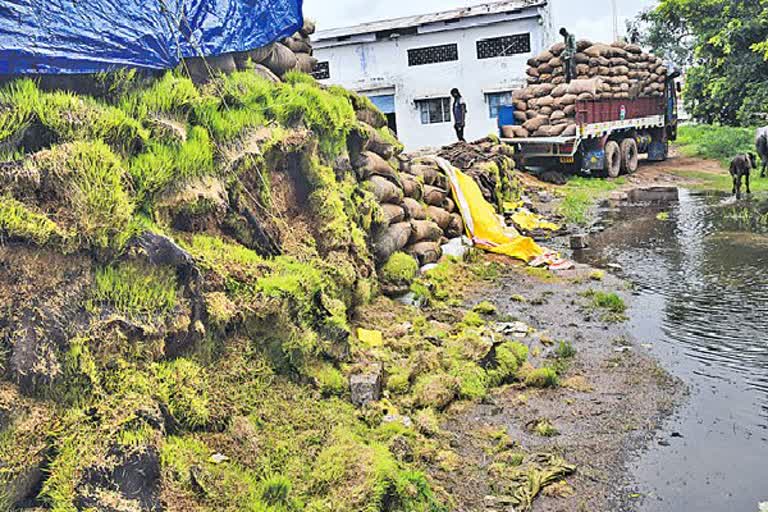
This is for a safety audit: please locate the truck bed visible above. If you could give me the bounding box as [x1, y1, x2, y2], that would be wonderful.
[501, 97, 667, 158]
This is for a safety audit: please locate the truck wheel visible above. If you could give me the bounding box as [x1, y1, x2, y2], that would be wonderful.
[605, 141, 621, 178]
[620, 138, 639, 174]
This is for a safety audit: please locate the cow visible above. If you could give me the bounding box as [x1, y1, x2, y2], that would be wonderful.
[730, 153, 757, 200]
[757, 127, 768, 178]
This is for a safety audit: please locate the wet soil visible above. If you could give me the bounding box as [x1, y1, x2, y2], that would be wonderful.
[432, 263, 683, 511]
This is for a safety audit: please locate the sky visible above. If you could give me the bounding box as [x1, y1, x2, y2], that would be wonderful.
[305, 0, 657, 42]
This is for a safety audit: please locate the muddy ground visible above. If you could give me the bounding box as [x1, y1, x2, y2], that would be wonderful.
[427, 154, 714, 511]
[431, 261, 683, 512]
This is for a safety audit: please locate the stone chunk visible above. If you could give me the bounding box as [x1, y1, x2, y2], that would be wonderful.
[349, 364, 383, 407]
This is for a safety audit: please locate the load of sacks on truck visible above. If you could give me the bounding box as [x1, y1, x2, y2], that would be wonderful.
[502, 40, 669, 139]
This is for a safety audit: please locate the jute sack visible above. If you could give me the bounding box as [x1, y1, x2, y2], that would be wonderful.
[566, 78, 603, 96]
[357, 152, 400, 184]
[423, 185, 448, 207]
[402, 197, 427, 220]
[382, 203, 407, 225]
[294, 53, 318, 73]
[367, 175, 404, 204]
[409, 220, 443, 243]
[233, 44, 274, 69]
[374, 222, 413, 262]
[426, 206, 452, 231]
[408, 164, 441, 186]
[283, 35, 312, 54]
[263, 43, 297, 76]
[401, 177, 423, 200]
[446, 214, 465, 239]
[406, 241, 442, 266]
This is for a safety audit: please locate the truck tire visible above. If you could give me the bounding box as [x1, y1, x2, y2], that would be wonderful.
[620, 138, 639, 174]
[605, 141, 621, 178]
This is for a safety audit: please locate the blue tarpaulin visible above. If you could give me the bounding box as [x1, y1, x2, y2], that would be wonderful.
[0, 0, 304, 75]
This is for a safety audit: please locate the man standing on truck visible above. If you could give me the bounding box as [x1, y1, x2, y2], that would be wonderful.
[560, 27, 576, 83]
[451, 88, 467, 142]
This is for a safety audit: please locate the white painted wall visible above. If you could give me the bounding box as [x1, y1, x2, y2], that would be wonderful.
[313, 6, 553, 150]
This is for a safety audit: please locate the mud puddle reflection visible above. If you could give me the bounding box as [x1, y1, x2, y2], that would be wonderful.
[574, 189, 768, 511]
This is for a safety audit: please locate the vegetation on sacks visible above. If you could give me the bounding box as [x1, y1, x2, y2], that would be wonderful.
[29, 139, 134, 250]
[0, 195, 64, 245]
[92, 261, 179, 317]
[0, 69, 495, 512]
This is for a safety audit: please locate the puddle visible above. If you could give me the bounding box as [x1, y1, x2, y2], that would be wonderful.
[574, 189, 768, 511]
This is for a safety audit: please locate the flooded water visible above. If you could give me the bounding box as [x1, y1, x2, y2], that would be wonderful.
[575, 189, 768, 512]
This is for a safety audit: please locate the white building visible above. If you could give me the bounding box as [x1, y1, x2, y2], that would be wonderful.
[312, 0, 554, 150]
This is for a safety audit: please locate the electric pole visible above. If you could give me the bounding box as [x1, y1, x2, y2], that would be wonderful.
[612, 0, 619, 41]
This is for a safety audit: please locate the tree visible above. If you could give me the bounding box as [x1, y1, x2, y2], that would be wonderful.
[629, 0, 768, 126]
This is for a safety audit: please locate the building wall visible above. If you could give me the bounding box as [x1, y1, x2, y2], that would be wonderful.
[313, 7, 552, 150]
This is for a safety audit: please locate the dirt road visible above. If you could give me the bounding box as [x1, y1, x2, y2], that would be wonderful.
[430, 264, 683, 511]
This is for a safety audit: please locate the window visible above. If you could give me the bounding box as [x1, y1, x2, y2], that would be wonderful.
[486, 91, 514, 118]
[416, 98, 452, 124]
[311, 61, 330, 80]
[477, 33, 531, 59]
[408, 44, 458, 66]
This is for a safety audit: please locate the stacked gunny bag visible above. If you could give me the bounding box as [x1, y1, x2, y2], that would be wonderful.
[185, 19, 318, 83]
[348, 125, 465, 272]
[503, 40, 668, 138]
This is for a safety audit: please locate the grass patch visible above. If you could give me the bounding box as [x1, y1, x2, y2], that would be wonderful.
[583, 289, 627, 322]
[557, 176, 625, 226]
[676, 124, 757, 168]
[93, 261, 178, 317]
[30, 140, 134, 250]
[380, 252, 418, 284]
[0, 195, 63, 245]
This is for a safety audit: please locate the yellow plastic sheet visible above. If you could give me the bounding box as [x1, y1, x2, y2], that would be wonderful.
[511, 210, 560, 232]
[437, 158, 544, 263]
[357, 328, 383, 347]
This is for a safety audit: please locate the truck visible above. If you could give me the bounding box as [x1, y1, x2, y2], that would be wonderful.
[499, 67, 682, 177]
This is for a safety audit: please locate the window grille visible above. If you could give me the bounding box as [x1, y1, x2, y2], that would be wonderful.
[477, 33, 531, 59]
[408, 44, 458, 66]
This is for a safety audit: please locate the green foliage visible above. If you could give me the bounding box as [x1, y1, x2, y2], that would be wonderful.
[555, 341, 576, 359]
[413, 373, 459, 410]
[93, 261, 178, 317]
[486, 342, 528, 387]
[460, 310, 485, 328]
[0, 195, 62, 245]
[39, 90, 148, 152]
[583, 290, 627, 316]
[310, 363, 347, 397]
[153, 359, 211, 429]
[449, 361, 488, 400]
[631, 1, 768, 125]
[31, 140, 134, 249]
[676, 124, 757, 167]
[533, 419, 559, 437]
[525, 368, 559, 388]
[472, 301, 497, 316]
[119, 72, 201, 121]
[380, 252, 419, 284]
[0, 79, 38, 143]
[558, 176, 625, 226]
[272, 82, 356, 158]
[129, 125, 215, 206]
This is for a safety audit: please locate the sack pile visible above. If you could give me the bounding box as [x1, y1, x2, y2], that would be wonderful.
[186, 19, 318, 83]
[345, 122, 466, 277]
[503, 40, 668, 138]
[360, 149, 466, 271]
[437, 138, 517, 210]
